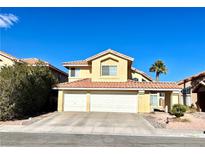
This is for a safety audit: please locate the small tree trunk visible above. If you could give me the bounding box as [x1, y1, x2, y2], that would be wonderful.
[156, 72, 160, 81]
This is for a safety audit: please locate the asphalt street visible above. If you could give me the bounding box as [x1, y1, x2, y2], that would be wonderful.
[1, 132, 205, 147]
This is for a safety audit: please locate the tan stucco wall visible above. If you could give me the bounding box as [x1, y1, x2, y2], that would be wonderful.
[0, 55, 15, 68]
[91, 53, 128, 82]
[57, 90, 64, 112]
[138, 91, 151, 112]
[66, 54, 151, 83]
[68, 66, 91, 82]
[86, 91, 90, 112]
[172, 92, 179, 106]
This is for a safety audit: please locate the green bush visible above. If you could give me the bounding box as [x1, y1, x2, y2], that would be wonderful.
[0, 63, 57, 121]
[171, 104, 187, 118]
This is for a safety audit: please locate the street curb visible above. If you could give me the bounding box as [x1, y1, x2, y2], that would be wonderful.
[0, 130, 204, 138]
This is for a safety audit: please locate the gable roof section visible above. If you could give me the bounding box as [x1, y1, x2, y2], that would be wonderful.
[63, 49, 134, 67]
[21, 58, 68, 76]
[54, 78, 181, 91]
[192, 80, 205, 93]
[131, 67, 153, 81]
[86, 49, 134, 62]
[178, 71, 205, 85]
[0, 50, 22, 62]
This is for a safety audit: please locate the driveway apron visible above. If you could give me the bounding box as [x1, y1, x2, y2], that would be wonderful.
[21, 112, 155, 136]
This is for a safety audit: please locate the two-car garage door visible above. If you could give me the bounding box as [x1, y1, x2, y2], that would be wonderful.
[64, 92, 138, 113]
[90, 93, 137, 113]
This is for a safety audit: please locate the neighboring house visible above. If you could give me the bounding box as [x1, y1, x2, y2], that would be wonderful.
[178, 71, 205, 112]
[54, 49, 181, 113]
[0, 51, 22, 68]
[21, 58, 68, 83]
[0, 51, 68, 83]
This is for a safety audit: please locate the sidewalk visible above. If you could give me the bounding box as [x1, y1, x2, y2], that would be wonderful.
[0, 124, 204, 138]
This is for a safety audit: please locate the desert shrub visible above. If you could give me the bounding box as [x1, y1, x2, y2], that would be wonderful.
[171, 104, 187, 118]
[186, 104, 198, 113]
[0, 63, 57, 121]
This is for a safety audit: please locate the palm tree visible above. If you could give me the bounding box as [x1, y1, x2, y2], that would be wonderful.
[149, 60, 168, 81]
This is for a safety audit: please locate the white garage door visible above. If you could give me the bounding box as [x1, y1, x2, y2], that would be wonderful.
[64, 93, 87, 112]
[90, 93, 138, 113]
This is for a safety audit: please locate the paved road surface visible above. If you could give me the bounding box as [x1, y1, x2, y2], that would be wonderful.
[1, 132, 205, 147]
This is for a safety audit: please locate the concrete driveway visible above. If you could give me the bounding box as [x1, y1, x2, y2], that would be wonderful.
[19, 112, 155, 135]
[1, 112, 205, 138]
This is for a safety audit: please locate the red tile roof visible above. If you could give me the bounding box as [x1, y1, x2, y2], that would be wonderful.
[54, 78, 181, 90]
[0, 50, 22, 62]
[21, 58, 67, 76]
[63, 60, 89, 66]
[63, 49, 134, 66]
[21, 58, 47, 65]
[178, 71, 205, 85]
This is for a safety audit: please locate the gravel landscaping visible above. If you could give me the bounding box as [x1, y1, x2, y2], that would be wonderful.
[143, 114, 166, 128]
[143, 112, 205, 131]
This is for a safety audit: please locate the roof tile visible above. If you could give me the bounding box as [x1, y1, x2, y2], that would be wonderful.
[63, 60, 88, 66]
[54, 78, 181, 90]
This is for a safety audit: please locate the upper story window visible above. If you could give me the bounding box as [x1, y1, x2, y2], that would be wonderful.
[70, 68, 80, 77]
[0, 59, 2, 62]
[102, 65, 117, 76]
[142, 79, 147, 82]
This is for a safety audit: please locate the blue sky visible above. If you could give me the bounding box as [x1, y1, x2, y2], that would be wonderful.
[1, 8, 205, 81]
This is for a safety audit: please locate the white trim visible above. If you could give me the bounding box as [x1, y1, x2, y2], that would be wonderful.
[53, 87, 181, 91]
[63, 64, 89, 67]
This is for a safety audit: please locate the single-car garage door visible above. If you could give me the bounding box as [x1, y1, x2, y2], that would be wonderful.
[90, 92, 138, 113]
[64, 93, 87, 111]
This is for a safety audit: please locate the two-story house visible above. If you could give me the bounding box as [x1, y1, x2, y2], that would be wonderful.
[54, 49, 181, 113]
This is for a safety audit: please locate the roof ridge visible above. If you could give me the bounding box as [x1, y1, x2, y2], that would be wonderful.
[21, 58, 49, 64]
[21, 57, 39, 60]
[86, 49, 134, 62]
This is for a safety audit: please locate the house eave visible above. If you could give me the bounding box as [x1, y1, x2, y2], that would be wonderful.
[53, 87, 181, 92]
[63, 64, 90, 67]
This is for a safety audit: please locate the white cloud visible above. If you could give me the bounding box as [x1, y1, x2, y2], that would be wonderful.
[0, 14, 18, 28]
